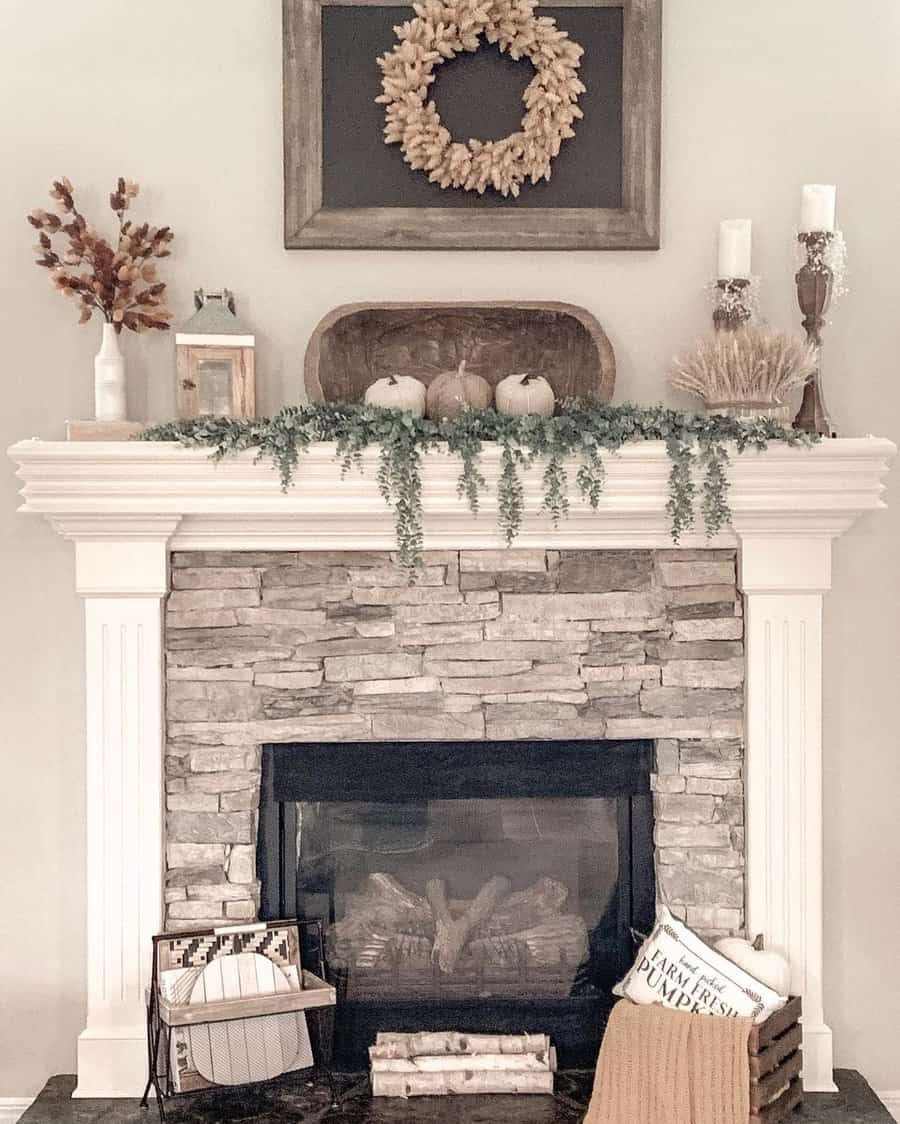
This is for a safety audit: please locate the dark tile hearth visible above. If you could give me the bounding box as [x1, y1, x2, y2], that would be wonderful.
[20, 1071, 895, 1124]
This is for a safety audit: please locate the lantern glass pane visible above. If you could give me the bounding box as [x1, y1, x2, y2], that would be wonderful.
[196, 359, 234, 416]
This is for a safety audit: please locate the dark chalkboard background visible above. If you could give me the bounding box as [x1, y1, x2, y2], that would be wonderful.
[321, 6, 624, 209]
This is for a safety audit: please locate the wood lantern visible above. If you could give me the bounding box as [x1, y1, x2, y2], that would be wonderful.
[175, 289, 256, 418]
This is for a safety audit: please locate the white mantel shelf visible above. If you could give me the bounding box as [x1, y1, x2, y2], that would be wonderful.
[8, 436, 895, 552]
[6, 434, 896, 1099]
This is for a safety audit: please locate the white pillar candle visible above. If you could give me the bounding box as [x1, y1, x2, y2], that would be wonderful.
[800, 185, 836, 232]
[717, 219, 752, 280]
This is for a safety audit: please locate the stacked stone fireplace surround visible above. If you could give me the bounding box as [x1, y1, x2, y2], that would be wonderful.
[163, 547, 746, 940]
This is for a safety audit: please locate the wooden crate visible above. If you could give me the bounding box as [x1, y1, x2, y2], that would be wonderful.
[748, 997, 803, 1123]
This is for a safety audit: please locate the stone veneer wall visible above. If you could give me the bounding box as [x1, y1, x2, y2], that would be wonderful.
[164, 549, 745, 937]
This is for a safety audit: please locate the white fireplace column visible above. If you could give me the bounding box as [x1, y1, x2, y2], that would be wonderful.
[65, 523, 178, 1099]
[739, 533, 836, 1093]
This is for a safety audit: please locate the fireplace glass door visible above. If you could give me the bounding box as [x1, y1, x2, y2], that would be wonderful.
[258, 739, 654, 1068]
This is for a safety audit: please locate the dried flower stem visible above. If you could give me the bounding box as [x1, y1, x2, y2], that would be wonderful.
[27, 176, 174, 333]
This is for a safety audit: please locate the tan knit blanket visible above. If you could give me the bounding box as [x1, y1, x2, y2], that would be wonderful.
[584, 1001, 753, 1124]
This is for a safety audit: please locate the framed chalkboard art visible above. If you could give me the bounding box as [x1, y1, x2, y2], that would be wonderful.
[283, 0, 661, 250]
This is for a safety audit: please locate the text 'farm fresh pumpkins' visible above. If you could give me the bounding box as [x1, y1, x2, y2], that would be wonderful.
[495, 372, 557, 417]
[364, 374, 427, 417]
[714, 934, 792, 996]
[425, 361, 493, 421]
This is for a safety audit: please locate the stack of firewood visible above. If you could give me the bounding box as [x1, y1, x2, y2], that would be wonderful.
[369, 1031, 556, 1097]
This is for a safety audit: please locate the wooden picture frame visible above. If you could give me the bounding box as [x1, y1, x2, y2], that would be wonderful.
[283, 0, 661, 250]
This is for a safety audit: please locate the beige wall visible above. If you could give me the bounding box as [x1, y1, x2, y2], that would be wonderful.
[1, 0, 898, 1098]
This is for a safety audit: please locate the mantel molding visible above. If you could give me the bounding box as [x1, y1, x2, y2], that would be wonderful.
[8, 437, 895, 564]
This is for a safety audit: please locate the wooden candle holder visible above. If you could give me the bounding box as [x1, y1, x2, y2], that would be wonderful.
[792, 232, 835, 437]
[713, 279, 752, 332]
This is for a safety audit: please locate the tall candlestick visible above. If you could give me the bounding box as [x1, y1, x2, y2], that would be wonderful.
[792, 232, 835, 436]
[717, 219, 752, 279]
[800, 185, 836, 233]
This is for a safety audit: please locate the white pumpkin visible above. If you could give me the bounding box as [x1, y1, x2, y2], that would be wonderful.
[714, 934, 792, 996]
[495, 372, 556, 417]
[364, 374, 426, 417]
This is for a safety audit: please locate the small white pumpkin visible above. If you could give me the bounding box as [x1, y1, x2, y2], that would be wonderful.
[714, 934, 792, 996]
[364, 374, 427, 417]
[495, 372, 556, 417]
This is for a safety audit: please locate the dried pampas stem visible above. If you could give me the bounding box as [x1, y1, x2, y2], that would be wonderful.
[670, 326, 817, 412]
[376, 0, 585, 198]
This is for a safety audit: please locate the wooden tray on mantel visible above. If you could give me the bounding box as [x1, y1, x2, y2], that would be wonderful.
[303, 301, 616, 407]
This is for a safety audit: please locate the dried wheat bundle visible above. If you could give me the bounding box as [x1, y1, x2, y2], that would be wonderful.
[670, 326, 817, 409]
[376, 0, 584, 198]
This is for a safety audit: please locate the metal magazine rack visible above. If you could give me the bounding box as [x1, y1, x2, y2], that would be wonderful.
[141, 918, 337, 1121]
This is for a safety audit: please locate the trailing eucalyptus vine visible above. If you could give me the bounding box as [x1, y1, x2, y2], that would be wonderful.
[142, 403, 816, 577]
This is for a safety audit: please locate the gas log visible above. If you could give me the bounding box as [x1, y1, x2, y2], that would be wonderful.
[426, 875, 511, 974]
[329, 873, 589, 981]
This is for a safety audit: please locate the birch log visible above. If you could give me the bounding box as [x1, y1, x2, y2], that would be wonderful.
[370, 1049, 557, 1073]
[371, 1070, 554, 1097]
[370, 1032, 549, 1059]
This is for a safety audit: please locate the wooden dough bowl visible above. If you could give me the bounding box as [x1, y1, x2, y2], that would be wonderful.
[304, 302, 616, 408]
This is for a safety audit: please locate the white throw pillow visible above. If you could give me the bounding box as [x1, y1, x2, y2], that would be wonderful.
[613, 906, 787, 1024]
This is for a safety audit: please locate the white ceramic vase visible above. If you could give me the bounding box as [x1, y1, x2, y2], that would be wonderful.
[94, 322, 127, 421]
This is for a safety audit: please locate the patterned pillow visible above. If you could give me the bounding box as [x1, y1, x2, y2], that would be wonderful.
[613, 906, 786, 1024]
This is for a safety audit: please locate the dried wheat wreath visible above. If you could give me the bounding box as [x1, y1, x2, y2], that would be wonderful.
[376, 0, 585, 198]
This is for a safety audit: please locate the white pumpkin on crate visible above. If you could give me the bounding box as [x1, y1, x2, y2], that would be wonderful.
[495, 372, 556, 417]
[714, 934, 792, 996]
[364, 374, 427, 417]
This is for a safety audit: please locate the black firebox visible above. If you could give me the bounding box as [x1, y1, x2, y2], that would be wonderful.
[258, 738, 654, 1069]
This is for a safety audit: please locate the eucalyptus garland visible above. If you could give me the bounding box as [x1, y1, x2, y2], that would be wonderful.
[141, 403, 816, 576]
